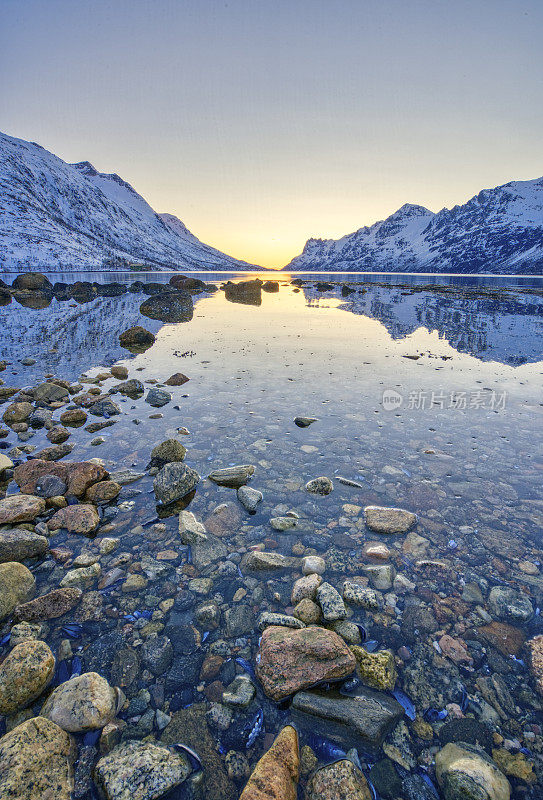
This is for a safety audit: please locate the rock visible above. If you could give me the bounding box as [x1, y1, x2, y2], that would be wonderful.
[271, 516, 297, 531]
[364, 505, 417, 534]
[12, 272, 52, 291]
[41, 672, 122, 732]
[89, 397, 121, 417]
[114, 378, 144, 397]
[225, 604, 254, 637]
[34, 381, 69, 403]
[48, 504, 100, 535]
[224, 279, 263, 306]
[35, 474, 68, 497]
[328, 620, 362, 645]
[0, 453, 14, 473]
[293, 598, 321, 624]
[0, 561, 36, 620]
[47, 426, 70, 444]
[243, 551, 292, 571]
[256, 625, 356, 701]
[154, 462, 200, 505]
[258, 612, 306, 631]
[3, 401, 33, 424]
[0, 493, 46, 524]
[316, 582, 347, 620]
[0, 640, 55, 714]
[435, 742, 511, 800]
[363, 564, 396, 591]
[208, 465, 255, 487]
[142, 636, 174, 676]
[140, 291, 194, 322]
[239, 725, 299, 800]
[14, 459, 108, 496]
[0, 716, 76, 800]
[0, 528, 48, 563]
[492, 749, 536, 784]
[292, 687, 403, 752]
[305, 476, 333, 495]
[94, 740, 191, 800]
[145, 387, 172, 407]
[204, 502, 242, 537]
[110, 365, 129, 379]
[488, 586, 533, 623]
[342, 582, 380, 609]
[439, 718, 494, 753]
[527, 635, 543, 695]
[164, 372, 190, 386]
[85, 480, 121, 504]
[294, 416, 317, 427]
[60, 562, 101, 589]
[438, 634, 473, 665]
[304, 759, 372, 800]
[350, 647, 397, 690]
[223, 675, 256, 708]
[237, 485, 263, 513]
[13, 587, 82, 622]
[149, 438, 187, 467]
[291, 574, 323, 603]
[302, 555, 326, 575]
[119, 326, 155, 350]
[178, 512, 228, 569]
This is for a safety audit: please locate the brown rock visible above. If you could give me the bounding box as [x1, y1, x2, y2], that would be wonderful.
[60, 408, 88, 426]
[364, 505, 417, 534]
[205, 502, 243, 537]
[240, 725, 299, 800]
[256, 625, 356, 701]
[2, 402, 33, 424]
[13, 459, 108, 497]
[14, 588, 83, 622]
[0, 494, 46, 524]
[48, 504, 100, 535]
[0, 716, 76, 800]
[527, 635, 543, 696]
[438, 634, 473, 665]
[479, 622, 525, 657]
[164, 372, 190, 386]
[46, 426, 71, 444]
[0, 640, 56, 714]
[85, 481, 121, 504]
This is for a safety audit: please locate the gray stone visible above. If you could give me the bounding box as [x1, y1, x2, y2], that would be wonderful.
[145, 388, 172, 408]
[153, 462, 200, 505]
[488, 586, 533, 623]
[222, 675, 256, 708]
[363, 564, 396, 591]
[316, 582, 347, 621]
[35, 474, 67, 497]
[342, 582, 380, 609]
[142, 636, 174, 676]
[258, 612, 306, 631]
[114, 379, 144, 397]
[94, 740, 191, 800]
[364, 505, 417, 534]
[237, 485, 263, 513]
[208, 464, 255, 487]
[89, 398, 121, 418]
[292, 688, 403, 753]
[225, 604, 254, 637]
[305, 476, 333, 495]
[0, 528, 48, 563]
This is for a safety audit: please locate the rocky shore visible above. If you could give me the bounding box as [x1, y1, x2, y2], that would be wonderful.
[0, 273, 542, 799]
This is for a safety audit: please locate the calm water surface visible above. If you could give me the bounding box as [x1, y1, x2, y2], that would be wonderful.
[1, 271, 542, 799]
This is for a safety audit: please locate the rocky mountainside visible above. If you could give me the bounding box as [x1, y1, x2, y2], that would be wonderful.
[0, 132, 256, 271]
[285, 178, 543, 274]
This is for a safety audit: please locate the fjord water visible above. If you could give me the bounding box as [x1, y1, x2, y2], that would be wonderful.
[1, 271, 543, 798]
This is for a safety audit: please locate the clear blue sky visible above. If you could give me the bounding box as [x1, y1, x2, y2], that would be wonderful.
[2, 0, 542, 267]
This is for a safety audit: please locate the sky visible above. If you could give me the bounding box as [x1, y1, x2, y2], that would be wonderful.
[2, 0, 542, 268]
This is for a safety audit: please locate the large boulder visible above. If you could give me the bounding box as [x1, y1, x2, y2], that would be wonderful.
[0, 494, 46, 525]
[240, 725, 299, 800]
[292, 687, 403, 753]
[119, 326, 156, 352]
[153, 462, 200, 506]
[0, 561, 36, 620]
[435, 742, 510, 800]
[256, 625, 356, 701]
[94, 740, 191, 800]
[13, 459, 108, 496]
[0, 640, 56, 714]
[0, 716, 76, 800]
[12, 272, 52, 291]
[140, 291, 194, 322]
[223, 279, 262, 306]
[304, 759, 372, 800]
[33, 381, 69, 403]
[41, 672, 123, 732]
[0, 528, 48, 563]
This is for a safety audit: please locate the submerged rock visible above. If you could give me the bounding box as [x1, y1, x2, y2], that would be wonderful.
[435, 742, 511, 800]
[94, 740, 191, 800]
[154, 462, 200, 505]
[0, 561, 36, 620]
[14, 587, 83, 622]
[41, 672, 122, 732]
[48, 503, 100, 535]
[0, 528, 48, 563]
[350, 646, 397, 690]
[237, 485, 263, 513]
[316, 582, 347, 621]
[0, 716, 76, 800]
[239, 725, 299, 800]
[305, 476, 333, 495]
[364, 505, 417, 534]
[145, 387, 172, 408]
[256, 625, 356, 701]
[208, 464, 255, 487]
[0, 639, 55, 714]
[304, 759, 372, 800]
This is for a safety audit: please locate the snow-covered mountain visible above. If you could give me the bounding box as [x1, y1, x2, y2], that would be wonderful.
[0, 132, 257, 271]
[285, 178, 543, 274]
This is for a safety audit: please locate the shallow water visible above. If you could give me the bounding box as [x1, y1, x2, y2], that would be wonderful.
[1, 271, 543, 798]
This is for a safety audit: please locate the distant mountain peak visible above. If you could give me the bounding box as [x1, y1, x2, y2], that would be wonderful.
[0, 131, 257, 271]
[285, 177, 543, 274]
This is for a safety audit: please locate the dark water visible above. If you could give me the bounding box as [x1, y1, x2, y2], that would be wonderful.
[1, 271, 543, 798]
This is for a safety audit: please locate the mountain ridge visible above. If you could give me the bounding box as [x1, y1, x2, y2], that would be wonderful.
[0, 131, 257, 271]
[285, 176, 543, 273]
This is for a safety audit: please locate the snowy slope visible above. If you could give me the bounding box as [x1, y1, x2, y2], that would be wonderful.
[285, 178, 543, 274]
[0, 132, 256, 271]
